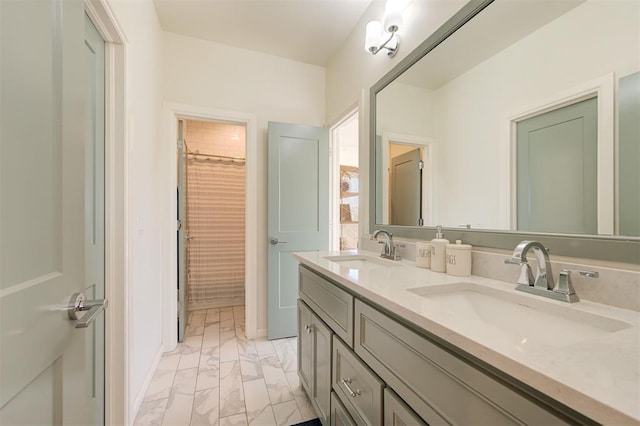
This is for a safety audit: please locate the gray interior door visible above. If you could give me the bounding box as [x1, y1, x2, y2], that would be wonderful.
[177, 120, 189, 342]
[517, 97, 597, 234]
[390, 148, 422, 226]
[267, 122, 329, 339]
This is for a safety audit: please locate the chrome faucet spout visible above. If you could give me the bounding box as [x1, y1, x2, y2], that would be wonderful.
[371, 229, 401, 260]
[505, 240, 554, 290]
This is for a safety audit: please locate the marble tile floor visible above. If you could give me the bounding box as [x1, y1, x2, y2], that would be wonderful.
[134, 306, 316, 426]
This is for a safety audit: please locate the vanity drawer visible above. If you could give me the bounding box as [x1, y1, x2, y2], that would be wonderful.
[332, 335, 384, 425]
[354, 299, 569, 425]
[331, 391, 356, 426]
[299, 265, 354, 346]
[384, 388, 427, 426]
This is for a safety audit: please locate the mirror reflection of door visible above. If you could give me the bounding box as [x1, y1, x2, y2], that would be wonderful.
[390, 147, 422, 226]
[516, 97, 598, 234]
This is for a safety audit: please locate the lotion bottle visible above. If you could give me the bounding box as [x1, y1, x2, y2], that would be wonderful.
[430, 225, 449, 272]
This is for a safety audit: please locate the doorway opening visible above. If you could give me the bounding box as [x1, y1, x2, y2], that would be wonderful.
[331, 111, 359, 251]
[178, 118, 247, 340]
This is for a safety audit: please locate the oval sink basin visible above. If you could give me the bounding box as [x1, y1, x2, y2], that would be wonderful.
[408, 282, 632, 348]
[324, 254, 401, 268]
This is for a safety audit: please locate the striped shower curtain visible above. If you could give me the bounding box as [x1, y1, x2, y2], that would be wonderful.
[186, 157, 245, 309]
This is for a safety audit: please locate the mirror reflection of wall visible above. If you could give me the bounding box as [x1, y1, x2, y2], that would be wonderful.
[374, 0, 639, 237]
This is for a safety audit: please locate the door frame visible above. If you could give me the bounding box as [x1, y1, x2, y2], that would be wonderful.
[84, 0, 127, 424]
[163, 103, 259, 348]
[329, 107, 359, 251]
[500, 73, 615, 234]
[381, 132, 434, 226]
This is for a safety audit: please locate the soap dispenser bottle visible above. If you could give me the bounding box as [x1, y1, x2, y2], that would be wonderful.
[430, 225, 449, 272]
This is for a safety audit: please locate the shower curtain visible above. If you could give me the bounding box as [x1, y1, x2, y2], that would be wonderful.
[186, 156, 246, 310]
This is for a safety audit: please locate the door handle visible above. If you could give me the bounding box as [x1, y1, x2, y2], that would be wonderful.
[270, 238, 288, 245]
[68, 292, 108, 329]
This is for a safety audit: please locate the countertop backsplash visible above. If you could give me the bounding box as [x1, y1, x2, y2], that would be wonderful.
[360, 236, 640, 312]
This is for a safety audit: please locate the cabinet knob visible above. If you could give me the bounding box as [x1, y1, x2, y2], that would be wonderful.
[304, 324, 313, 334]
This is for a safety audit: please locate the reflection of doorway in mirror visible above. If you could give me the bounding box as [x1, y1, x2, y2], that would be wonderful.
[381, 133, 434, 226]
[502, 73, 615, 235]
[330, 110, 359, 250]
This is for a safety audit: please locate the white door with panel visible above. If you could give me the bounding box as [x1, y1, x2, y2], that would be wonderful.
[267, 122, 329, 339]
[0, 1, 107, 424]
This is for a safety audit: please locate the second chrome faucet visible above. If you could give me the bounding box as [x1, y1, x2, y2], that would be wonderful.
[505, 240, 600, 303]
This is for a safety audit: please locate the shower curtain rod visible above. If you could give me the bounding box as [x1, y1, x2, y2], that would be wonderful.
[187, 150, 246, 162]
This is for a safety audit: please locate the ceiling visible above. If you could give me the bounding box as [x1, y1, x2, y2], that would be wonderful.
[153, 0, 373, 66]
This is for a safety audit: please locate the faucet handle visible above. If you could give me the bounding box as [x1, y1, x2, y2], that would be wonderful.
[555, 269, 599, 293]
[554, 269, 577, 296]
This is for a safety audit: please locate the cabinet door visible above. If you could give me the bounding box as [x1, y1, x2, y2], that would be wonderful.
[313, 315, 333, 425]
[298, 299, 314, 395]
[331, 392, 357, 426]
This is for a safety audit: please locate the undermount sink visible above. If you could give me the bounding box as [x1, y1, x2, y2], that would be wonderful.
[323, 254, 400, 268]
[408, 282, 632, 348]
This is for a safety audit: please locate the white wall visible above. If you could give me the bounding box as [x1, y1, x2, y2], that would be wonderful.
[376, 82, 433, 137]
[104, 0, 165, 421]
[162, 32, 326, 334]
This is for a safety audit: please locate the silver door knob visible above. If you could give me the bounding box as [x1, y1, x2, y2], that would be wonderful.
[68, 292, 108, 328]
[270, 238, 288, 245]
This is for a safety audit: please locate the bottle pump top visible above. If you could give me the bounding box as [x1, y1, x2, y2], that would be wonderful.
[435, 225, 444, 239]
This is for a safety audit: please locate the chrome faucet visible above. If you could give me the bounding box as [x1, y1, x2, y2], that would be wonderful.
[505, 240, 600, 303]
[505, 240, 554, 290]
[371, 229, 402, 260]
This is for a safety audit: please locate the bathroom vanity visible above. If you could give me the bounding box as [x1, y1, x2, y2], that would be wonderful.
[293, 251, 640, 425]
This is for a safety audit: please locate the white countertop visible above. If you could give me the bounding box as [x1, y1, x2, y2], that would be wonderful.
[293, 250, 640, 425]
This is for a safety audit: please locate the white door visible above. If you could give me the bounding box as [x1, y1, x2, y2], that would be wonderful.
[267, 122, 329, 339]
[0, 1, 106, 424]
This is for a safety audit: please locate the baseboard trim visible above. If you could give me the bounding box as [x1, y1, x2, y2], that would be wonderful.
[129, 345, 164, 425]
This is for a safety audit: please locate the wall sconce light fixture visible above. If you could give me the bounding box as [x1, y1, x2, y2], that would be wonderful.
[364, 0, 403, 57]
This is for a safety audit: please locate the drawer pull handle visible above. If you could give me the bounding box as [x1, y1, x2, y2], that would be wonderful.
[304, 324, 313, 334]
[341, 377, 361, 397]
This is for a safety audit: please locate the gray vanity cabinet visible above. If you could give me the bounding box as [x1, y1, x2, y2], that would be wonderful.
[298, 264, 580, 426]
[297, 299, 332, 425]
